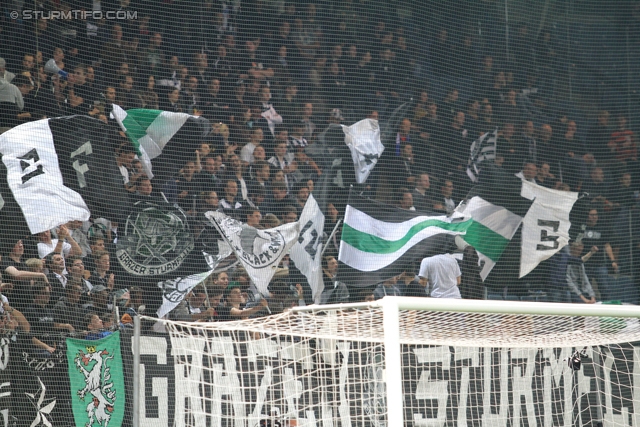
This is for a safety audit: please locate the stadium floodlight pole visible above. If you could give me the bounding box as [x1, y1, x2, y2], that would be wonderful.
[320, 219, 342, 257]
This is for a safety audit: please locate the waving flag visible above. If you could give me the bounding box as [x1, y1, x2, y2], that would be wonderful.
[0, 116, 130, 242]
[338, 194, 523, 287]
[342, 118, 384, 184]
[111, 105, 211, 182]
[289, 195, 325, 303]
[519, 179, 579, 277]
[467, 128, 498, 183]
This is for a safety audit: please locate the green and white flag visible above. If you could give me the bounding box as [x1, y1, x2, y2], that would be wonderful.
[111, 105, 210, 181]
[67, 332, 125, 427]
[338, 195, 524, 286]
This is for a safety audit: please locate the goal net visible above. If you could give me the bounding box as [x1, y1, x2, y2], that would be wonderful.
[136, 298, 640, 427]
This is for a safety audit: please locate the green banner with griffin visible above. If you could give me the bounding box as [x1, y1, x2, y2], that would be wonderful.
[66, 332, 126, 427]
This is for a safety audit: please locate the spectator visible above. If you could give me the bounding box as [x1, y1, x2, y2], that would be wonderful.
[89, 251, 116, 293]
[67, 255, 92, 295]
[196, 155, 222, 193]
[586, 110, 612, 165]
[169, 285, 217, 322]
[219, 179, 244, 218]
[84, 313, 112, 340]
[396, 187, 415, 211]
[248, 160, 272, 196]
[198, 190, 220, 216]
[25, 281, 74, 357]
[373, 275, 403, 299]
[0, 298, 30, 336]
[159, 87, 184, 113]
[536, 163, 556, 188]
[434, 180, 456, 215]
[181, 75, 200, 112]
[419, 254, 462, 299]
[565, 241, 597, 304]
[134, 177, 154, 200]
[412, 173, 436, 213]
[300, 102, 316, 141]
[118, 75, 140, 110]
[136, 75, 159, 109]
[0, 57, 16, 83]
[281, 205, 299, 224]
[609, 115, 637, 165]
[53, 283, 87, 332]
[401, 269, 429, 297]
[0, 72, 23, 126]
[578, 208, 617, 300]
[201, 78, 228, 122]
[460, 246, 483, 299]
[2, 239, 48, 285]
[176, 160, 199, 213]
[37, 225, 82, 259]
[516, 160, 538, 183]
[263, 181, 295, 219]
[320, 256, 349, 304]
[217, 283, 269, 321]
[244, 206, 263, 228]
[82, 284, 112, 321]
[240, 127, 264, 167]
[45, 252, 69, 303]
[268, 140, 297, 192]
[293, 182, 310, 213]
[582, 167, 612, 210]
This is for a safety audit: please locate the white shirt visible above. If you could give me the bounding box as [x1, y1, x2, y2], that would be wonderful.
[240, 143, 258, 164]
[419, 254, 461, 299]
[38, 239, 72, 259]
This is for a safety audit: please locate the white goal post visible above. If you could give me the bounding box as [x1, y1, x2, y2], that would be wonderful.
[133, 297, 640, 427]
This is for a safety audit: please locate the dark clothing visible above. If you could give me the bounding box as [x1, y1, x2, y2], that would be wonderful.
[24, 304, 57, 347]
[196, 171, 221, 193]
[412, 189, 436, 214]
[53, 298, 87, 332]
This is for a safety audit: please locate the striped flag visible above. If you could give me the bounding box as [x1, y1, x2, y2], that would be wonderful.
[337, 195, 524, 287]
[467, 128, 498, 182]
[111, 105, 210, 182]
[455, 196, 525, 279]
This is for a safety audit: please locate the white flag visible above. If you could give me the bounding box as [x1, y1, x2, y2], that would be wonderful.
[0, 119, 90, 233]
[342, 118, 384, 184]
[466, 129, 498, 183]
[156, 270, 214, 318]
[519, 180, 579, 278]
[289, 195, 325, 303]
[206, 211, 301, 295]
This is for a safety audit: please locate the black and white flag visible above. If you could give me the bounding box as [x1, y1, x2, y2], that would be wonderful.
[206, 210, 302, 296]
[519, 179, 578, 277]
[0, 116, 130, 241]
[342, 119, 384, 184]
[466, 128, 498, 183]
[289, 195, 325, 303]
[156, 270, 215, 318]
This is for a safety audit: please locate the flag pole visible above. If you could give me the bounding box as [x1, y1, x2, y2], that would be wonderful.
[321, 219, 342, 257]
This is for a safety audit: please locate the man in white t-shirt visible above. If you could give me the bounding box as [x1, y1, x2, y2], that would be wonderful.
[419, 254, 462, 299]
[37, 225, 82, 259]
[240, 128, 264, 167]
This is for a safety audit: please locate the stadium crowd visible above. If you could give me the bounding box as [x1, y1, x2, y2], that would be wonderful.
[1, 1, 640, 346]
